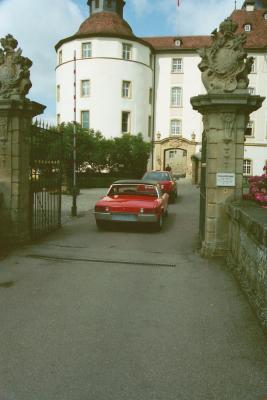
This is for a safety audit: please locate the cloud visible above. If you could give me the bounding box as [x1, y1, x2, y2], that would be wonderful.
[130, 0, 242, 35]
[0, 0, 84, 123]
[130, 0, 151, 16]
[168, 0, 240, 35]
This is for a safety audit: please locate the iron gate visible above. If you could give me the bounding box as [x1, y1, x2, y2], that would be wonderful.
[199, 130, 207, 242]
[30, 124, 62, 238]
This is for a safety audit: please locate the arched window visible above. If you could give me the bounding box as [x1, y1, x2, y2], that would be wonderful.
[244, 24, 252, 32]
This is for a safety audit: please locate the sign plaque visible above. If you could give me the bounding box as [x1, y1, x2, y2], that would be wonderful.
[216, 173, 235, 187]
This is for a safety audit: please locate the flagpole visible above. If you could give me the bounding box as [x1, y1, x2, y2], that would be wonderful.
[71, 50, 78, 217]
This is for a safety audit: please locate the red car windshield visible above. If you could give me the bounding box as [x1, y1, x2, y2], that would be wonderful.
[108, 184, 158, 197]
[143, 172, 171, 181]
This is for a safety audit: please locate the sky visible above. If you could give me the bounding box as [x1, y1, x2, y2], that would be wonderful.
[0, 0, 243, 123]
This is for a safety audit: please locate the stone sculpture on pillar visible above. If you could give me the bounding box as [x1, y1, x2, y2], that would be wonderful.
[191, 18, 264, 257]
[0, 34, 45, 245]
[0, 34, 32, 100]
[197, 18, 253, 93]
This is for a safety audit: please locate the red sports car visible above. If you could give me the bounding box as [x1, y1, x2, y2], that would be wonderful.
[142, 171, 178, 202]
[94, 180, 169, 231]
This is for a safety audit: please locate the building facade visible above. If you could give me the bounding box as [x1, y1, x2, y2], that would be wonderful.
[55, 0, 267, 177]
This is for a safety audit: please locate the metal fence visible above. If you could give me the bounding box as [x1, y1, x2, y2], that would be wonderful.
[30, 123, 62, 239]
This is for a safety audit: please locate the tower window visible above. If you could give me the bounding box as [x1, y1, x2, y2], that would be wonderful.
[172, 58, 183, 73]
[81, 110, 90, 129]
[122, 81, 131, 98]
[56, 85, 60, 102]
[149, 88, 153, 104]
[171, 87, 183, 107]
[244, 24, 252, 32]
[81, 80, 90, 97]
[170, 120, 182, 136]
[122, 43, 132, 60]
[95, 0, 100, 8]
[122, 111, 131, 133]
[82, 42, 92, 58]
[58, 50, 62, 65]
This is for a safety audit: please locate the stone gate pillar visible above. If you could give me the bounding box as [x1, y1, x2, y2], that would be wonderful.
[190, 18, 264, 257]
[0, 35, 45, 245]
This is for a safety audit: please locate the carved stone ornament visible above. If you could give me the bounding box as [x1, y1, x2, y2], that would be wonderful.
[0, 34, 32, 100]
[197, 18, 254, 93]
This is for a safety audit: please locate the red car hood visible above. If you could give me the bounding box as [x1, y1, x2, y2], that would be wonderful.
[96, 195, 160, 212]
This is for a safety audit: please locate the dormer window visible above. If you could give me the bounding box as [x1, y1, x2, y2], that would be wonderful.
[244, 24, 252, 32]
[264, 13, 267, 20]
[174, 39, 181, 47]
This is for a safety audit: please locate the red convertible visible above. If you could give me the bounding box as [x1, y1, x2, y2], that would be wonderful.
[94, 180, 169, 231]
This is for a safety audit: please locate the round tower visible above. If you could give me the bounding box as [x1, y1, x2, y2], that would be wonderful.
[55, 0, 154, 140]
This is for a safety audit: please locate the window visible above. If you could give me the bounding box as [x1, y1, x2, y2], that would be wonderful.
[245, 120, 254, 136]
[95, 0, 99, 8]
[171, 87, 182, 107]
[175, 39, 181, 47]
[149, 53, 153, 67]
[122, 111, 131, 133]
[122, 81, 131, 98]
[170, 119, 182, 136]
[57, 114, 61, 126]
[169, 150, 176, 159]
[264, 13, 267, 20]
[243, 159, 252, 176]
[58, 50, 62, 65]
[250, 57, 256, 73]
[81, 80, 90, 97]
[148, 116, 152, 137]
[56, 85, 60, 102]
[122, 43, 132, 60]
[149, 88, 153, 104]
[107, 0, 112, 7]
[172, 58, 183, 73]
[82, 42, 92, 58]
[81, 110, 90, 129]
[244, 24, 252, 32]
[248, 87, 255, 95]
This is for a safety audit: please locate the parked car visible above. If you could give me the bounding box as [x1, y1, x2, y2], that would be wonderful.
[94, 180, 169, 231]
[142, 171, 177, 202]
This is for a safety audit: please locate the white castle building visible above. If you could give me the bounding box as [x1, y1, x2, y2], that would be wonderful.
[55, 0, 267, 177]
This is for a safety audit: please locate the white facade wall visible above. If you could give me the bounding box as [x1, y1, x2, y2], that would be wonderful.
[56, 35, 267, 176]
[154, 53, 204, 142]
[56, 37, 153, 140]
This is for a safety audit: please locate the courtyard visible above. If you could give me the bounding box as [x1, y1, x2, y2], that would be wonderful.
[0, 180, 267, 400]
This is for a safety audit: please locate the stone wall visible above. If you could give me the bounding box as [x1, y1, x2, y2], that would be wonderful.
[227, 203, 267, 333]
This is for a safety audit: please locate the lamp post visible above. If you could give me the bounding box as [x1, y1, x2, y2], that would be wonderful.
[71, 50, 77, 217]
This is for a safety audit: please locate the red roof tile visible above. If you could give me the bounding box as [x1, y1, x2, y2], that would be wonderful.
[142, 36, 212, 51]
[142, 9, 267, 51]
[76, 11, 135, 38]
